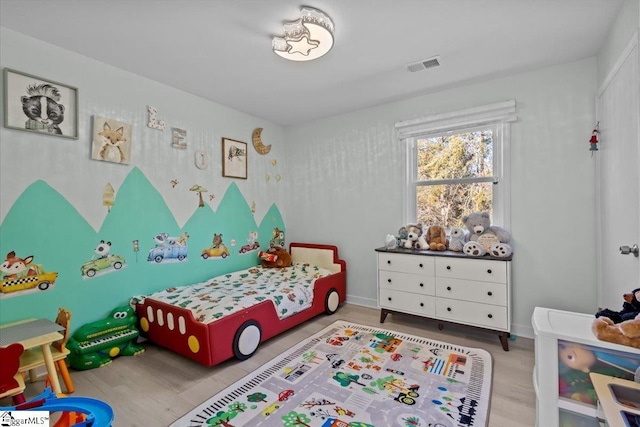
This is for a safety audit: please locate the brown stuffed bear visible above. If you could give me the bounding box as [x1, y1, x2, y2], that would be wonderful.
[259, 246, 292, 268]
[592, 313, 640, 349]
[426, 225, 448, 251]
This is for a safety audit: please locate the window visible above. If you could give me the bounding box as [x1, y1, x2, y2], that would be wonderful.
[396, 100, 516, 230]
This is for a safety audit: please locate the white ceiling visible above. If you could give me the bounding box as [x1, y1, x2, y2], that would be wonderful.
[0, 0, 623, 126]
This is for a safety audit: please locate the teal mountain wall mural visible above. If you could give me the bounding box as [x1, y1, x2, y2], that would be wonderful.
[0, 167, 284, 333]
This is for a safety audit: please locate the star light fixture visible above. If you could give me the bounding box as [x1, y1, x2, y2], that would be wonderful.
[272, 7, 334, 61]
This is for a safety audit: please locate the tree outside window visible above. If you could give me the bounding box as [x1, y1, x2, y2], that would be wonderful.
[415, 128, 495, 229]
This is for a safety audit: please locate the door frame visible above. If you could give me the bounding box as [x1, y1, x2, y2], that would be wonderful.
[595, 30, 640, 305]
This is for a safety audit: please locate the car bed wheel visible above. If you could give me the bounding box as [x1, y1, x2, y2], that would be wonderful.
[233, 320, 261, 361]
[325, 289, 340, 314]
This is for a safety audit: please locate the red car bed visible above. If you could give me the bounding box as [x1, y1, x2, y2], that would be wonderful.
[134, 242, 347, 367]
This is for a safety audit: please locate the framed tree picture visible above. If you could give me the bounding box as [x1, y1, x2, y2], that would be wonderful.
[3, 68, 79, 139]
[222, 137, 247, 179]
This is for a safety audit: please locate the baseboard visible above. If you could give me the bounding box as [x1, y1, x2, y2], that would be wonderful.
[511, 322, 534, 340]
[345, 294, 377, 309]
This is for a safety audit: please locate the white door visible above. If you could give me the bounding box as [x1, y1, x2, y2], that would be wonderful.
[596, 35, 640, 311]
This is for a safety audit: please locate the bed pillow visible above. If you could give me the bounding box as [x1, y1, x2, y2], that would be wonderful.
[259, 246, 292, 268]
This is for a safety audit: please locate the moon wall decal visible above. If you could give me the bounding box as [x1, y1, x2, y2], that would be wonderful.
[252, 128, 272, 155]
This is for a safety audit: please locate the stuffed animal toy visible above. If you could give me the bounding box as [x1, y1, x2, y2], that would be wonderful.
[396, 226, 408, 248]
[403, 223, 428, 250]
[259, 246, 292, 268]
[384, 234, 397, 249]
[425, 225, 448, 251]
[462, 212, 512, 258]
[595, 288, 640, 323]
[448, 227, 466, 252]
[592, 313, 640, 349]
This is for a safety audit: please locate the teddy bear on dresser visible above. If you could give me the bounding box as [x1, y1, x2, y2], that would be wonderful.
[461, 212, 512, 258]
[403, 223, 429, 250]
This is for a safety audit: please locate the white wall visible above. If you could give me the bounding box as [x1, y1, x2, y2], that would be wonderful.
[597, 0, 640, 85]
[0, 27, 287, 230]
[284, 57, 599, 338]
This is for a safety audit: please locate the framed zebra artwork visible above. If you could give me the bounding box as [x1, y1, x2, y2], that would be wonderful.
[222, 137, 248, 179]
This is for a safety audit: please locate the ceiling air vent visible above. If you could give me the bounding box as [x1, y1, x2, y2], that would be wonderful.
[405, 56, 441, 73]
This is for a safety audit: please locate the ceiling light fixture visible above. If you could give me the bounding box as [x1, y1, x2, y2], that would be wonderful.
[272, 7, 334, 62]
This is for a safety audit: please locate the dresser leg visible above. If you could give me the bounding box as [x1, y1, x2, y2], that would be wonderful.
[380, 309, 389, 323]
[498, 332, 510, 351]
[438, 321, 444, 330]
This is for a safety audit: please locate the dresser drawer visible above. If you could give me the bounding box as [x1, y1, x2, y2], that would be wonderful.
[435, 298, 508, 330]
[436, 278, 507, 306]
[379, 270, 435, 295]
[380, 288, 435, 317]
[435, 257, 506, 284]
[378, 253, 434, 275]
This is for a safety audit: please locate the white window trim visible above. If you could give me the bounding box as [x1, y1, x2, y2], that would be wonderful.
[396, 100, 516, 230]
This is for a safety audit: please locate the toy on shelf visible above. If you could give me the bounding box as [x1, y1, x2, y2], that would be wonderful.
[447, 227, 466, 252]
[67, 305, 144, 370]
[558, 341, 639, 405]
[595, 288, 640, 323]
[461, 212, 512, 258]
[425, 225, 448, 251]
[0, 387, 113, 427]
[593, 313, 640, 349]
[403, 223, 428, 250]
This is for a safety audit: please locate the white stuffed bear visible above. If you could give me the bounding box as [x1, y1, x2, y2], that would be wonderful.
[448, 227, 466, 252]
[404, 223, 428, 250]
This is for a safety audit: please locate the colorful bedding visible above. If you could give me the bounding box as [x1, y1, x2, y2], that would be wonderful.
[133, 263, 333, 325]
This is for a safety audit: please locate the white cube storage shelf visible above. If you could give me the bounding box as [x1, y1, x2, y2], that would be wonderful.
[532, 307, 640, 427]
[376, 247, 512, 351]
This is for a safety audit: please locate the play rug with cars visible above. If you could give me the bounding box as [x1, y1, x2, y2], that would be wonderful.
[172, 320, 493, 427]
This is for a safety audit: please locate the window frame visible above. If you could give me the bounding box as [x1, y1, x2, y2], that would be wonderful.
[396, 100, 516, 230]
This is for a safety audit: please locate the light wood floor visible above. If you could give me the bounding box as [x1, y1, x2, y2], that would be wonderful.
[6, 304, 536, 426]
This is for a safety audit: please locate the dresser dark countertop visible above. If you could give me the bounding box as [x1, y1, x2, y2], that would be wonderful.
[375, 246, 513, 261]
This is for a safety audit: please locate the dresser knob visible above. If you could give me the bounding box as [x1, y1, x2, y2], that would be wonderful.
[446, 286, 451, 291]
[446, 266, 451, 270]
[487, 291, 493, 296]
[487, 269, 492, 274]
[488, 314, 493, 319]
[388, 297, 392, 301]
[420, 302, 424, 307]
[387, 260, 391, 264]
[419, 283, 424, 287]
[387, 278, 392, 283]
[447, 307, 452, 312]
[419, 263, 423, 268]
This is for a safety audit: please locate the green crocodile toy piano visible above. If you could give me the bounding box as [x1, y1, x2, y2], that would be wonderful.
[67, 305, 144, 370]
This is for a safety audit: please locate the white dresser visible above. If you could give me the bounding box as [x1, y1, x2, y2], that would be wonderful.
[376, 247, 512, 350]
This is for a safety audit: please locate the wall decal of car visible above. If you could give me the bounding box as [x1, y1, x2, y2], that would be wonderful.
[239, 241, 260, 254]
[201, 243, 230, 259]
[1, 265, 58, 294]
[81, 254, 126, 278]
[148, 244, 188, 263]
